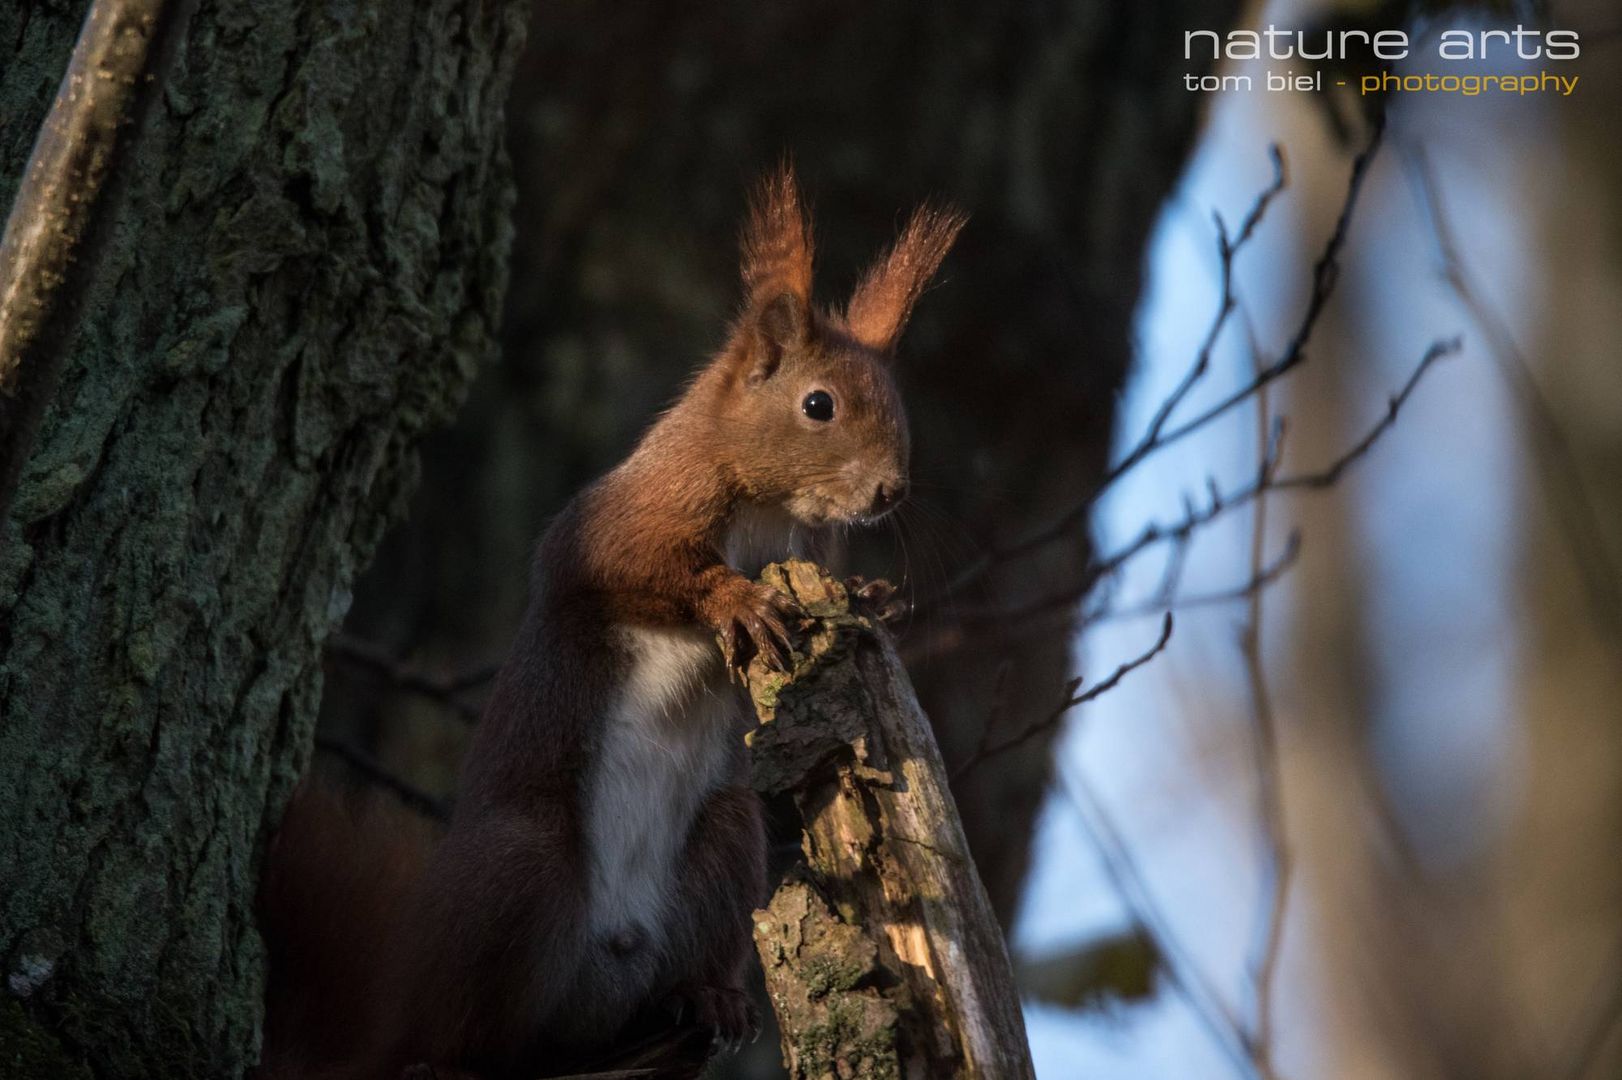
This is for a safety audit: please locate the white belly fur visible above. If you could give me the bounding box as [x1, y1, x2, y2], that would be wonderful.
[726, 502, 808, 578]
[584, 504, 802, 947]
[584, 624, 735, 944]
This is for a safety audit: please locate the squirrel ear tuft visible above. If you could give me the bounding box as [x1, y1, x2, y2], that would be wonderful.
[738, 162, 815, 386]
[741, 162, 814, 310]
[746, 291, 807, 385]
[843, 203, 966, 356]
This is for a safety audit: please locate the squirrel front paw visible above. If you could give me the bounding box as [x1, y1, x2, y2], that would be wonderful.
[712, 580, 804, 676]
[666, 984, 761, 1053]
[846, 574, 908, 624]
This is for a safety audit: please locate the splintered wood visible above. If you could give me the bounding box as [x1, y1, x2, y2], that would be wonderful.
[742, 560, 1034, 1080]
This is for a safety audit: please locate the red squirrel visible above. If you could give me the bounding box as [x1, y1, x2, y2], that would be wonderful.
[260, 167, 964, 1079]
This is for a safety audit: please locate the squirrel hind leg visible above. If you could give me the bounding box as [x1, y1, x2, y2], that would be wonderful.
[384, 810, 594, 1077]
[260, 779, 437, 1077]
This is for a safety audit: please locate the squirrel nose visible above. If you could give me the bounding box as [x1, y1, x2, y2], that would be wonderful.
[870, 479, 907, 516]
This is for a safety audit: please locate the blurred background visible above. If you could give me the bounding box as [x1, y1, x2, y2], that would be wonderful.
[315, 1, 1622, 1076]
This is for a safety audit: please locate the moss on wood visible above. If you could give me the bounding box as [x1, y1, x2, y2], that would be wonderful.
[753, 877, 899, 1080]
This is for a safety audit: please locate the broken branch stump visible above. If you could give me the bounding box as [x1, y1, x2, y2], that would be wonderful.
[743, 560, 1035, 1080]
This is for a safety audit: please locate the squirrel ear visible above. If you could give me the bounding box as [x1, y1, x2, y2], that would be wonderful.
[739, 163, 814, 386]
[740, 163, 814, 311]
[843, 203, 966, 356]
[746, 291, 808, 385]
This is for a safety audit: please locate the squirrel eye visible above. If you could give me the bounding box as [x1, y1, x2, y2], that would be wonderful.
[801, 390, 835, 422]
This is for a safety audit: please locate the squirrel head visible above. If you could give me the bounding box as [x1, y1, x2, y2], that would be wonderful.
[713, 165, 965, 528]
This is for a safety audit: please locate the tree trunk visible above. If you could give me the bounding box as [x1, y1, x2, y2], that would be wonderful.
[0, 0, 191, 529]
[0, 0, 525, 1075]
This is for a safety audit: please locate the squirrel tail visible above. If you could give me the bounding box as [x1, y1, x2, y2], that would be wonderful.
[258, 775, 439, 1078]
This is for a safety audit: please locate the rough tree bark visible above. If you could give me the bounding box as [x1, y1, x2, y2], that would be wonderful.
[743, 561, 1033, 1080]
[0, 0, 192, 529]
[0, 0, 525, 1076]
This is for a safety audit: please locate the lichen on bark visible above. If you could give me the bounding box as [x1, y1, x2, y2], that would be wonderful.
[744, 560, 1033, 1079]
[745, 563, 888, 796]
[0, 0, 527, 1075]
[754, 877, 900, 1080]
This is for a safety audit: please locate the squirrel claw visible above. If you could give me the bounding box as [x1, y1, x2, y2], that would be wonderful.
[671, 984, 759, 1053]
[717, 584, 802, 677]
[846, 575, 908, 624]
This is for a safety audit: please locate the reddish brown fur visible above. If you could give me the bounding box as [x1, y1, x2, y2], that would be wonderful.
[258, 167, 961, 1079]
[740, 165, 814, 307]
[843, 203, 968, 355]
[258, 782, 438, 1078]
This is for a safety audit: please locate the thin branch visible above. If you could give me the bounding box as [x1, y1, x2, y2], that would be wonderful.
[0, 0, 195, 533]
[1057, 768, 1265, 1080]
[1401, 142, 1622, 643]
[982, 657, 1016, 742]
[952, 613, 1173, 780]
[1143, 144, 1289, 449]
[1237, 311, 1290, 1080]
[1147, 113, 1383, 456]
[928, 337, 1456, 640]
[1084, 532, 1302, 627]
[314, 734, 450, 822]
[325, 635, 496, 721]
[1148, 522, 1196, 610]
[1270, 341, 1456, 490]
[926, 117, 1384, 610]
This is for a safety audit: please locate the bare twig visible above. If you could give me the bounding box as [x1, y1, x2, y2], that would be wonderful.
[1142, 144, 1289, 451]
[1148, 522, 1197, 610]
[927, 117, 1385, 611]
[926, 336, 1456, 641]
[313, 733, 450, 822]
[1084, 532, 1302, 627]
[1145, 114, 1383, 457]
[982, 657, 1016, 741]
[1057, 769, 1264, 1080]
[952, 613, 1173, 780]
[0, 0, 195, 533]
[1268, 338, 1458, 492]
[1237, 314, 1290, 1080]
[325, 635, 496, 722]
